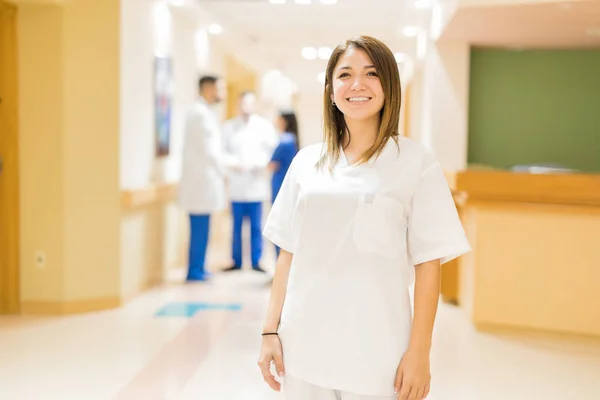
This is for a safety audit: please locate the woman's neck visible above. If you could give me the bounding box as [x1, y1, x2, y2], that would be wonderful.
[343, 115, 380, 154]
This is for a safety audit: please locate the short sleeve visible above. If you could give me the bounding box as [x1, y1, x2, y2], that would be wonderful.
[407, 153, 471, 266]
[263, 156, 300, 253]
[270, 142, 285, 163]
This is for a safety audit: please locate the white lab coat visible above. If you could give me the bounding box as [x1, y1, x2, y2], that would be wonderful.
[222, 115, 278, 202]
[178, 98, 226, 214]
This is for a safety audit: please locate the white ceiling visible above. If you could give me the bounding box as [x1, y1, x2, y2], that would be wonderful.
[440, 0, 600, 48]
[196, 0, 445, 90]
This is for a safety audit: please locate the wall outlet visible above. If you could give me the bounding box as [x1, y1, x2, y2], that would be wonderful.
[34, 251, 46, 269]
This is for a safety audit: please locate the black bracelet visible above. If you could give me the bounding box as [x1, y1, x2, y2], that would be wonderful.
[261, 332, 278, 336]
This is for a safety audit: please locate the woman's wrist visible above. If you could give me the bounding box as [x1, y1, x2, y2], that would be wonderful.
[407, 341, 431, 354]
[408, 334, 432, 353]
[262, 319, 280, 333]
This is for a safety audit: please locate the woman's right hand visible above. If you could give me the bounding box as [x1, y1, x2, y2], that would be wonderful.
[257, 334, 285, 391]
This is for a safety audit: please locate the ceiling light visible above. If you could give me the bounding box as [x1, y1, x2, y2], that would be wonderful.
[301, 47, 318, 60]
[318, 46, 332, 60]
[170, 0, 185, 6]
[414, 0, 433, 9]
[317, 72, 326, 84]
[403, 26, 419, 37]
[208, 23, 222, 35]
[320, 0, 338, 4]
[294, 0, 312, 4]
[269, 0, 286, 4]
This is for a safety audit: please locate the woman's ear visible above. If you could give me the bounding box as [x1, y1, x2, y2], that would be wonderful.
[325, 84, 332, 102]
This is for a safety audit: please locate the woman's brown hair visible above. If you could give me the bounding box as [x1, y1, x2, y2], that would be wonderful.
[316, 35, 402, 170]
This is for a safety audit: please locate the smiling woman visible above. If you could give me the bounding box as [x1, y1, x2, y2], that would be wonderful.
[258, 35, 470, 400]
[319, 36, 402, 169]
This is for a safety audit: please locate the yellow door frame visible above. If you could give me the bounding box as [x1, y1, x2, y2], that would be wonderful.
[0, 0, 20, 314]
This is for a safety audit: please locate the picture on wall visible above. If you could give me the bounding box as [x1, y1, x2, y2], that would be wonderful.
[154, 56, 173, 157]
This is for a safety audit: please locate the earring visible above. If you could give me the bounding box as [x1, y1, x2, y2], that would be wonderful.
[331, 101, 336, 107]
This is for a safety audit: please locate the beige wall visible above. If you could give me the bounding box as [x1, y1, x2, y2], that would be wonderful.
[409, 40, 470, 171]
[119, 0, 228, 299]
[295, 91, 323, 147]
[18, 4, 66, 302]
[407, 63, 425, 142]
[121, 203, 177, 299]
[18, 0, 214, 308]
[18, 0, 120, 308]
[119, 0, 154, 190]
[62, 0, 120, 301]
[430, 41, 470, 171]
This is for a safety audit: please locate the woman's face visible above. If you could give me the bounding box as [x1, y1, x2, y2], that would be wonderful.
[275, 116, 287, 133]
[330, 47, 384, 122]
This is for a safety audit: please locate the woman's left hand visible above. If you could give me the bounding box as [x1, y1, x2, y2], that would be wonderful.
[394, 347, 431, 400]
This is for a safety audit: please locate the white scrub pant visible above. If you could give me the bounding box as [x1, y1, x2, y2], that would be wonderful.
[283, 374, 397, 400]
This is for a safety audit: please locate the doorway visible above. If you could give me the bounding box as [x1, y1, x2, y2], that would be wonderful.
[0, 0, 20, 314]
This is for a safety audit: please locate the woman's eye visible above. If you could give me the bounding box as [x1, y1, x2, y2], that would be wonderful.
[338, 72, 350, 78]
[367, 71, 378, 77]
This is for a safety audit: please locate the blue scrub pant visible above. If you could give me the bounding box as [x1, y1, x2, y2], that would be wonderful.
[187, 214, 210, 280]
[231, 202, 262, 268]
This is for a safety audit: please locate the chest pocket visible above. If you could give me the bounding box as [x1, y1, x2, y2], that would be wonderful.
[353, 193, 407, 259]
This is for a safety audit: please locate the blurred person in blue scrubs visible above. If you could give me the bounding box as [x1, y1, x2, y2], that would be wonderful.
[178, 75, 226, 282]
[268, 110, 299, 258]
[222, 91, 278, 273]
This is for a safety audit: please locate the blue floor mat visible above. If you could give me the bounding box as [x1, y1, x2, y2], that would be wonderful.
[155, 302, 243, 317]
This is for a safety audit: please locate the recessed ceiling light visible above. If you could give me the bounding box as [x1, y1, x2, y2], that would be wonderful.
[269, 0, 286, 4]
[208, 23, 222, 35]
[403, 26, 419, 37]
[318, 46, 333, 60]
[302, 47, 318, 60]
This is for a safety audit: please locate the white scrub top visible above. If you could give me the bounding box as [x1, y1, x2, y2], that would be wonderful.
[222, 115, 278, 202]
[263, 137, 471, 397]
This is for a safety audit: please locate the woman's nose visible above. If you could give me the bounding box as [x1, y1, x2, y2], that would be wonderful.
[350, 76, 366, 90]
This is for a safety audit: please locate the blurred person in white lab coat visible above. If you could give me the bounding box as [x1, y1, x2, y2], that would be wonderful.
[222, 91, 278, 273]
[178, 75, 226, 282]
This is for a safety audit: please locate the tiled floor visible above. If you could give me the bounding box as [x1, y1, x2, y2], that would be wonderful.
[1, 269, 600, 400]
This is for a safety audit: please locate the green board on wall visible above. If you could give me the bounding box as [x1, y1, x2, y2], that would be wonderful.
[468, 48, 600, 173]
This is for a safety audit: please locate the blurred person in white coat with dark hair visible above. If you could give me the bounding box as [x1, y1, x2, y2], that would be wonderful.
[221, 91, 278, 273]
[178, 75, 226, 282]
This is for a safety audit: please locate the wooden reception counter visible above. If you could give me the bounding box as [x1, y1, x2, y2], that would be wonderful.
[455, 170, 600, 337]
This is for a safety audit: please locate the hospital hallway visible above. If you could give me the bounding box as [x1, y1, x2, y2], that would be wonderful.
[2, 0, 600, 399]
[1, 266, 599, 400]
